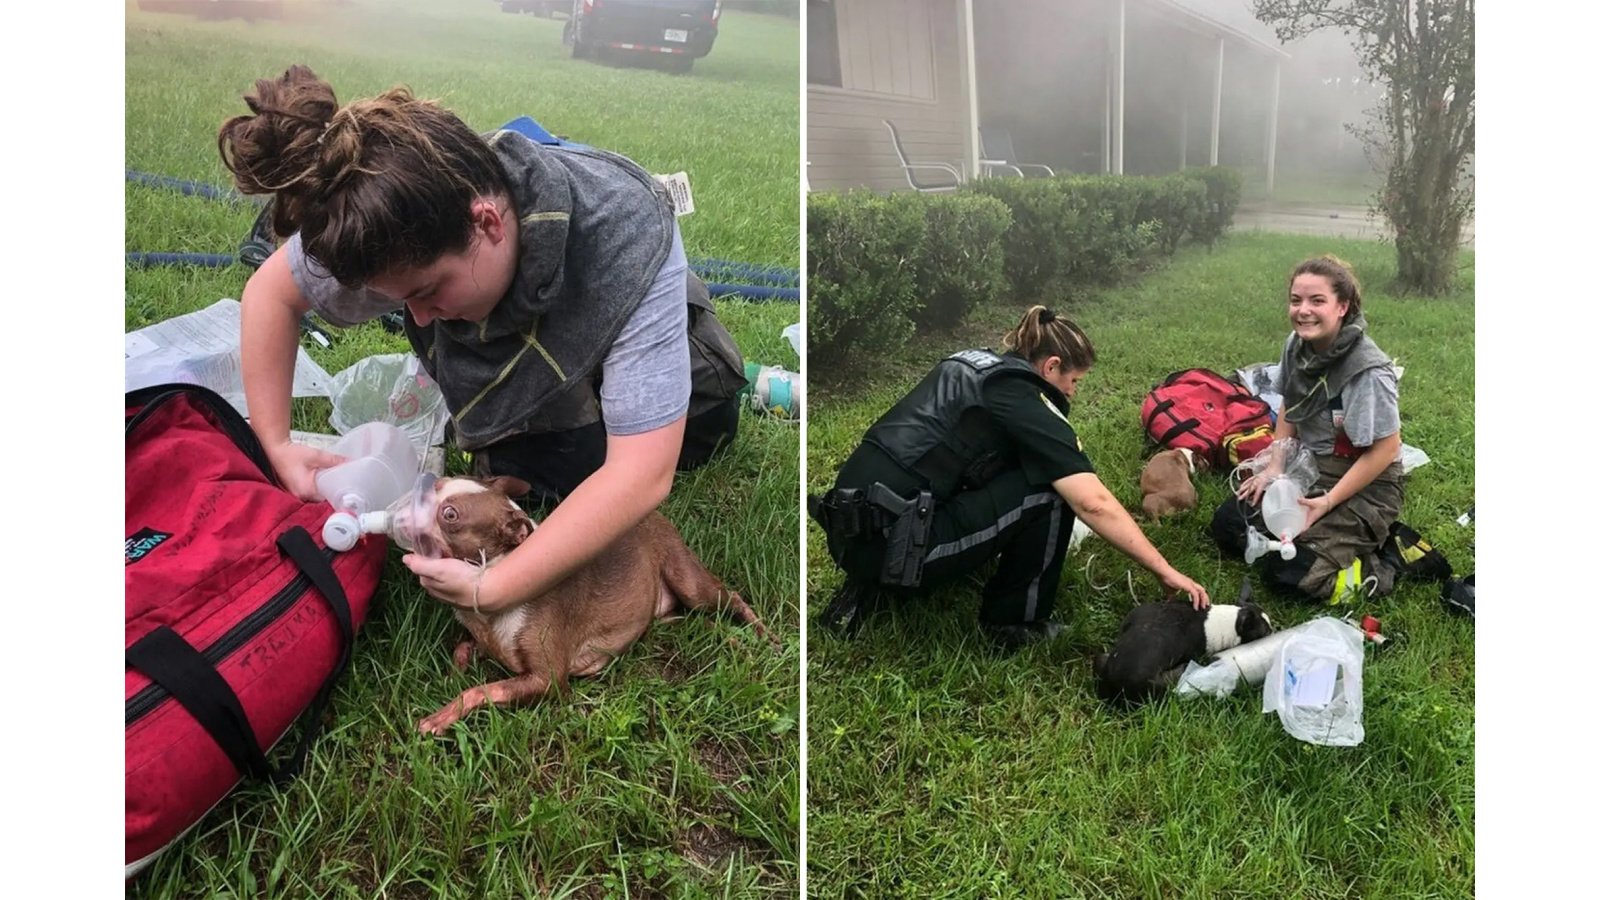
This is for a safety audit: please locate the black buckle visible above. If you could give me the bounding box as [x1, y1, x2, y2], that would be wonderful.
[814, 488, 867, 538]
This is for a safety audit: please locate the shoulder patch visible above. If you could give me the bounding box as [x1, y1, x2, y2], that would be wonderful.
[948, 348, 1002, 369]
[1038, 391, 1070, 425]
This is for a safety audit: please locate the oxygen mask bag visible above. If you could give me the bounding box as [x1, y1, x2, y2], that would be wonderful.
[1231, 439, 1319, 563]
[323, 472, 444, 555]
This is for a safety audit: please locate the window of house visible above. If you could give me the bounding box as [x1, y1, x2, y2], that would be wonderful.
[813, 0, 936, 101]
[808, 0, 843, 87]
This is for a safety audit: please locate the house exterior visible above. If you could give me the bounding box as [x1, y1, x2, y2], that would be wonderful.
[806, 0, 1289, 193]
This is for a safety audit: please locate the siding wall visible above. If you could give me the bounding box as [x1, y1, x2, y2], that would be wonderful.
[807, 0, 970, 193]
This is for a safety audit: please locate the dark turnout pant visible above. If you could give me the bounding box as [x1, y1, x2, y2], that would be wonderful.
[1211, 454, 1405, 601]
[831, 469, 1072, 627]
[470, 397, 741, 503]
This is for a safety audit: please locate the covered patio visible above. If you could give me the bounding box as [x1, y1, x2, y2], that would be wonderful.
[807, 0, 1290, 193]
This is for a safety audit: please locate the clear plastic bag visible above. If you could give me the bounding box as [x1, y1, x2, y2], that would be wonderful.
[1262, 617, 1366, 746]
[328, 353, 450, 454]
[1229, 437, 1318, 496]
[1399, 443, 1430, 474]
[1174, 658, 1242, 698]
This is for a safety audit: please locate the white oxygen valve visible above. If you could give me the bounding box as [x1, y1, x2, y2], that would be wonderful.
[322, 472, 439, 554]
[1244, 526, 1299, 564]
[323, 511, 363, 552]
[322, 509, 396, 552]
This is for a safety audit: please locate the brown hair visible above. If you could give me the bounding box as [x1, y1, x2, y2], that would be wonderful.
[1001, 305, 1096, 370]
[1290, 255, 1363, 324]
[217, 65, 510, 287]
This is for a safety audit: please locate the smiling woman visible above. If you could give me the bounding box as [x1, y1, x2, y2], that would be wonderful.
[1211, 255, 1426, 606]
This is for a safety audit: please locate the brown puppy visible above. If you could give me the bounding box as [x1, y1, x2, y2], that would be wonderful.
[412, 475, 773, 735]
[1139, 447, 1201, 521]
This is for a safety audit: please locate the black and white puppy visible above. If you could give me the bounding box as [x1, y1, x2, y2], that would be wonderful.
[1093, 583, 1273, 707]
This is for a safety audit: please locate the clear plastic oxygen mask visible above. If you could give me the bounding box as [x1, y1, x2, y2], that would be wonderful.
[323, 473, 445, 555]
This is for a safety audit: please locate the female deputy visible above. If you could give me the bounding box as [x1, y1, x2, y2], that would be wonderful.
[811, 306, 1210, 651]
[218, 65, 744, 614]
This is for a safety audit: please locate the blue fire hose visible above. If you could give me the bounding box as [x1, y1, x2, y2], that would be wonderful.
[125, 169, 799, 301]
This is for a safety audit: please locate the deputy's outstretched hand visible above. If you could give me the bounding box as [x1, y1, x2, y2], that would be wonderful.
[1160, 568, 1211, 610]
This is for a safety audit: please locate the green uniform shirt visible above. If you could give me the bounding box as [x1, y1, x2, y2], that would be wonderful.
[983, 376, 1096, 487]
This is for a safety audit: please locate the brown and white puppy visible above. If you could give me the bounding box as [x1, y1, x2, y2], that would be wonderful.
[411, 475, 774, 735]
[1139, 447, 1201, 521]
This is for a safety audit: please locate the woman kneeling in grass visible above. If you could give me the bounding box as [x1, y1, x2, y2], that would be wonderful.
[812, 305, 1210, 651]
[1214, 255, 1447, 603]
[219, 65, 744, 614]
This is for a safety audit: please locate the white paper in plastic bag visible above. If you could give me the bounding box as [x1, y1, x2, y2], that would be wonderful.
[1262, 618, 1366, 746]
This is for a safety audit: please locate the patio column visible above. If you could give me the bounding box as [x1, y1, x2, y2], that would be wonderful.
[1179, 104, 1188, 169]
[1210, 36, 1224, 165]
[961, 0, 980, 180]
[1265, 57, 1281, 192]
[1102, 30, 1112, 172]
[1113, 0, 1125, 175]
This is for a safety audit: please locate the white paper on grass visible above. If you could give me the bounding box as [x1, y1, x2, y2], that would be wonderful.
[1288, 660, 1338, 708]
[125, 298, 332, 417]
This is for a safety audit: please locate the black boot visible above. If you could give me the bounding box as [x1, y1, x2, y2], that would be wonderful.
[1381, 521, 1453, 583]
[817, 578, 879, 639]
[979, 620, 1064, 653]
[1440, 575, 1475, 620]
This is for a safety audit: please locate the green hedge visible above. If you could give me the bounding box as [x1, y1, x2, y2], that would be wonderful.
[807, 190, 927, 368]
[966, 170, 1236, 295]
[912, 194, 1012, 331]
[807, 168, 1241, 366]
[1181, 165, 1243, 246]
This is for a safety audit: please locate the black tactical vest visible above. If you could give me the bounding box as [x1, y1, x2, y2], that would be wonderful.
[859, 348, 1063, 499]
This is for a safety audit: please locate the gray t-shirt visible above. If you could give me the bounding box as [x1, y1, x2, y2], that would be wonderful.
[287, 223, 692, 436]
[1273, 336, 1401, 460]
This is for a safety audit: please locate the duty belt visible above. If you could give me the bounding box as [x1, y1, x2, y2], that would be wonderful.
[810, 484, 935, 588]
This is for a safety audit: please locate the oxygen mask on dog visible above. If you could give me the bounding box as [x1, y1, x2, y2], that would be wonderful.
[323, 473, 444, 555]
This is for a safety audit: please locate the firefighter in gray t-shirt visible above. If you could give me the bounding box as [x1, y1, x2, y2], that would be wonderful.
[1213, 256, 1442, 604]
[218, 66, 744, 618]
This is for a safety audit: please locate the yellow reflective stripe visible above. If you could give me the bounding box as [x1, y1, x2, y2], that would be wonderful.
[520, 210, 569, 225]
[1398, 537, 1433, 565]
[1328, 557, 1362, 606]
[453, 324, 567, 424]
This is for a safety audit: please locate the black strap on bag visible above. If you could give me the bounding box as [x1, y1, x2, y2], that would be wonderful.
[270, 527, 355, 786]
[125, 626, 273, 782]
[124, 526, 356, 787]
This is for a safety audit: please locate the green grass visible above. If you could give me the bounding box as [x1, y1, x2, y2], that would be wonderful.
[127, 1, 799, 895]
[806, 233, 1474, 898]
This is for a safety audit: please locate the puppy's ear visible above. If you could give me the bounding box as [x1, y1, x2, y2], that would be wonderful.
[500, 510, 534, 549]
[481, 475, 533, 499]
[1236, 602, 1272, 638]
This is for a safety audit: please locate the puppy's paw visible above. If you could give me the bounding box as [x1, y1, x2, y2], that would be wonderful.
[451, 640, 479, 671]
[417, 709, 460, 736]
